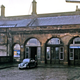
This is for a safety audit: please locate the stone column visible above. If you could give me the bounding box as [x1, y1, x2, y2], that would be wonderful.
[20, 45, 25, 62]
[64, 45, 68, 66]
[8, 38, 13, 62]
[41, 43, 45, 64]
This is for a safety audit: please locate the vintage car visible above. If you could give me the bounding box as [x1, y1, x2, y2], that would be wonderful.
[18, 58, 37, 69]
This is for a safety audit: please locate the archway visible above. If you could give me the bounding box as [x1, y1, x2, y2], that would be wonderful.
[69, 37, 80, 65]
[13, 44, 20, 62]
[25, 38, 41, 63]
[46, 37, 64, 64]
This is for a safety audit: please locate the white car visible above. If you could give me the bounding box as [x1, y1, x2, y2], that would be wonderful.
[18, 58, 37, 69]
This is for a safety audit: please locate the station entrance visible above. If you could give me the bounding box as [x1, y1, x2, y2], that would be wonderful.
[46, 38, 64, 64]
[25, 38, 41, 64]
[69, 37, 80, 66]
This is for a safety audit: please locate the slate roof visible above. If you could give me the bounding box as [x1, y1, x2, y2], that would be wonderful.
[0, 19, 32, 27]
[30, 15, 80, 26]
[0, 15, 80, 27]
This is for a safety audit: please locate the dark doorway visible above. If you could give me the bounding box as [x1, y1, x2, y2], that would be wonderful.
[30, 47, 37, 60]
[74, 49, 80, 65]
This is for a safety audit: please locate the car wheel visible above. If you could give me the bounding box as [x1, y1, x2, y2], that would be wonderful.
[29, 65, 31, 69]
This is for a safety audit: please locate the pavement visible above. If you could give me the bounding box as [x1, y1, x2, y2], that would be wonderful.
[0, 62, 79, 69]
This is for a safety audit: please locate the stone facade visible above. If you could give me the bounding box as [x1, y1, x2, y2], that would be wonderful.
[0, 0, 80, 66]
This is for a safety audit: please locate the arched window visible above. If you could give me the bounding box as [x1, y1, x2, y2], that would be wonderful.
[46, 38, 64, 63]
[47, 38, 60, 44]
[26, 38, 40, 46]
[14, 44, 20, 62]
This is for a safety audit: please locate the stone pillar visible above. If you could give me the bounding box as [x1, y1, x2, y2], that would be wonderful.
[20, 45, 24, 62]
[8, 38, 13, 62]
[8, 38, 12, 56]
[41, 43, 45, 64]
[64, 45, 68, 66]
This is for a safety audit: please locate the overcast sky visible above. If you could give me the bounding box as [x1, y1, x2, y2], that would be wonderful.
[0, 0, 80, 16]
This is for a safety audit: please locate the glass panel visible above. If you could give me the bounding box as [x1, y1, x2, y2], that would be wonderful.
[37, 47, 41, 59]
[47, 38, 60, 44]
[60, 53, 63, 59]
[70, 49, 73, 53]
[69, 49, 74, 60]
[75, 53, 78, 59]
[60, 47, 63, 52]
[60, 47, 64, 60]
[26, 38, 40, 46]
[55, 47, 59, 59]
[74, 49, 78, 59]
[51, 47, 55, 59]
[25, 47, 29, 58]
[73, 37, 80, 44]
[46, 47, 50, 59]
[70, 53, 73, 60]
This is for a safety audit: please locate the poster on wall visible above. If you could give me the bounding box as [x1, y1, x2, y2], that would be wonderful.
[14, 50, 20, 57]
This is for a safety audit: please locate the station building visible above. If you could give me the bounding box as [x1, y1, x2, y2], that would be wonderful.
[0, 0, 80, 66]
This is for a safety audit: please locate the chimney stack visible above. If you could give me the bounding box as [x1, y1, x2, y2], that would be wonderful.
[76, 5, 78, 11]
[32, 0, 37, 14]
[1, 5, 5, 17]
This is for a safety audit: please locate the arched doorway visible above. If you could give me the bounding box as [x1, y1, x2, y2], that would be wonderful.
[46, 38, 64, 64]
[25, 38, 41, 64]
[13, 44, 20, 62]
[69, 37, 80, 65]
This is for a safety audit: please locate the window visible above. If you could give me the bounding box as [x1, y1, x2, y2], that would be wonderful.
[37, 47, 41, 59]
[47, 38, 60, 45]
[25, 47, 29, 58]
[26, 38, 40, 46]
[14, 44, 20, 58]
[69, 49, 74, 60]
[59, 47, 64, 60]
[46, 47, 50, 60]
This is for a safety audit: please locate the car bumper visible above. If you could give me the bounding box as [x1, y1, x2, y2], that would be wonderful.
[18, 64, 26, 69]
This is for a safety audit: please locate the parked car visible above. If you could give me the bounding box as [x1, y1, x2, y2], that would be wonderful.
[18, 58, 37, 69]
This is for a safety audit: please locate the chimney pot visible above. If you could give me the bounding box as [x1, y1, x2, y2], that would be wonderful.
[1, 5, 5, 17]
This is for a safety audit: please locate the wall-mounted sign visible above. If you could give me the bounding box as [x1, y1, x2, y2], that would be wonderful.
[70, 46, 80, 48]
[14, 50, 20, 57]
[66, 0, 80, 2]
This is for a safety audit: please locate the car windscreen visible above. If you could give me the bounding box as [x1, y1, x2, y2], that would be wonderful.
[23, 59, 30, 63]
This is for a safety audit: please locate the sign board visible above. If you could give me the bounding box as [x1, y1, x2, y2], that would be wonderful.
[66, 0, 80, 2]
[70, 46, 80, 48]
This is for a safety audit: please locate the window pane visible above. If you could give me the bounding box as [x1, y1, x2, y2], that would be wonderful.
[46, 47, 50, 59]
[70, 53, 73, 60]
[60, 47, 63, 52]
[51, 47, 55, 59]
[70, 49, 73, 53]
[60, 53, 63, 59]
[25, 47, 29, 58]
[37, 47, 41, 59]
[47, 38, 60, 44]
[26, 38, 40, 46]
[55, 47, 59, 59]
